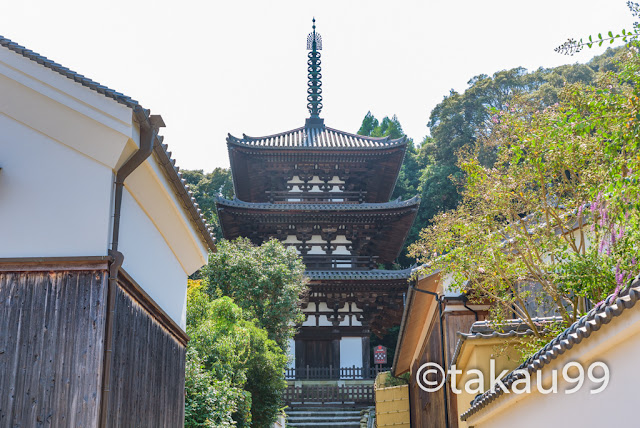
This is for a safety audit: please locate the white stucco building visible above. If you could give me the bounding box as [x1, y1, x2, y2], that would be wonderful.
[0, 35, 215, 427]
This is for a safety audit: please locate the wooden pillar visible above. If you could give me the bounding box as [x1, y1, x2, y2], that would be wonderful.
[362, 331, 371, 378]
[331, 330, 341, 379]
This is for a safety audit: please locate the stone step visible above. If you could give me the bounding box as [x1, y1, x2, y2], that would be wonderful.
[288, 415, 361, 421]
[286, 406, 367, 428]
[286, 423, 361, 428]
[287, 409, 362, 415]
[288, 413, 361, 419]
[288, 406, 366, 410]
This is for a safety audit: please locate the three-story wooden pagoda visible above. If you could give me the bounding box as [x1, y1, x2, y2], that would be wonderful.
[216, 21, 419, 387]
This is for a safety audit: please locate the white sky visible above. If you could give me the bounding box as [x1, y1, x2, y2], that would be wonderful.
[1, 1, 633, 170]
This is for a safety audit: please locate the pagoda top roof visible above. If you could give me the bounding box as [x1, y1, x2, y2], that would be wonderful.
[306, 267, 414, 281]
[227, 124, 407, 150]
[215, 195, 420, 211]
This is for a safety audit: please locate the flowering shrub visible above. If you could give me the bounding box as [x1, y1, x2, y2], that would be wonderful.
[410, 48, 640, 341]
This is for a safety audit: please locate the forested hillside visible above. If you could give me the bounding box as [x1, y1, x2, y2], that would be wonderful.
[185, 46, 623, 266]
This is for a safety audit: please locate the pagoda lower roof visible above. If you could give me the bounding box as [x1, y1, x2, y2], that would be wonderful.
[215, 196, 420, 211]
[227, 124, 406, 150]
[306, 267, 415, 281]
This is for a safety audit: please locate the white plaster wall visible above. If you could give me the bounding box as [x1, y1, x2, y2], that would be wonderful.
[287, 175, 344, 194]
[0, 114, 113, 257]
[340, 337, 363, 369]
[0, 45, 209, 330]
[284, 235, 302, 245]
[125, 159, 207, 275]
[333, 246, 351, 256]
[0, 52, 133, 170]
[307, 235, 325, 245]
[317, 315, 332, 326]
[118, 188, 188, 328]
[467, 307, 640, 428]
[302, 315, 316, 326]
[338, 303, 350, 312]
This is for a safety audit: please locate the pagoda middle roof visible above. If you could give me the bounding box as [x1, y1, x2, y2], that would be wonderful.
[227, 124, 407, 150]
[215, 195, 420, 211]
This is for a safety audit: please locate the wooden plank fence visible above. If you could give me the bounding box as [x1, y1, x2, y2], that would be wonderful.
[284, 384, 374, 405]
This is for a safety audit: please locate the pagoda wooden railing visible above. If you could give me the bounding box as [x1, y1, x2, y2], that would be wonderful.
[303, 255, 379, 270]
[285, 365, 385, 380]
[265, 190, 367, 204]
[283, 384, 374, 405]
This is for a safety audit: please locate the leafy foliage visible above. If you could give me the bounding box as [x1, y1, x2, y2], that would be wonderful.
[185, 347, 241, 428]
[182, 168, 234, 239]
[556, 2, 640, 55]
[202, 238, 308, 348]
[410, 48, 640, 339]
[358, 112, 405, 139]
[382, 372, 410, 387]
[185, 280, 290, 428]
[358, 48, 625, 268]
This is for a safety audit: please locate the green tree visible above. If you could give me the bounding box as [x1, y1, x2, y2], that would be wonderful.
[358, 112, 405, 139]
[186, 282, 290, 427]
[410, 49, 640, 346]
[182, 168, 234, 239]
[394, 49, 622, 267]
[202, 238, 308, 349]
[184, 347, 241, 428]
[357, 111, 379, 136]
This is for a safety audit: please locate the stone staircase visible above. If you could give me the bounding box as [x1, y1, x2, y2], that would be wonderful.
[286, 406, 367, 427]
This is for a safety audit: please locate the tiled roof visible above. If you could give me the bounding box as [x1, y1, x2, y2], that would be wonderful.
[449, 317, 564, 375]
[0, 35, 216, 250]
[0, 35, 139, 108]
[460, 275, 640, 422]
[215, 195, 420, 211]
[306, 268, 414, 281]
[153, 141, 216, 250]
[227, 125, 407, 150]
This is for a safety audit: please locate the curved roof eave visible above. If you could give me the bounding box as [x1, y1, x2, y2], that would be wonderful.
[226, 126, 407, 150]
[215, 195, 420, 212]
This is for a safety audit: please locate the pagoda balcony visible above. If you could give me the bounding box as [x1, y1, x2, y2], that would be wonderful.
[265, 190, 367, 204]
[285, 365, 385, 380]
[303, 255, 379, 270]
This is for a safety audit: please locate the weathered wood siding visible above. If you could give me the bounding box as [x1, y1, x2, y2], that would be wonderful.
[0, 270, 108, 427]
[106, 283, 186, 427]
[410, 310, 446, 428]
[408, 310, 486, 428]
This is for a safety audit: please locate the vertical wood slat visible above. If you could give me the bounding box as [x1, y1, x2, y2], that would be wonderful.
[0, 270, 108, 427]
[106, 281, 186, 427]
[0, 268, 187, 427]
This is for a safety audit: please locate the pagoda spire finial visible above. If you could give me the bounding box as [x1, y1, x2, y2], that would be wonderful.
[306, 18, 323, 123]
